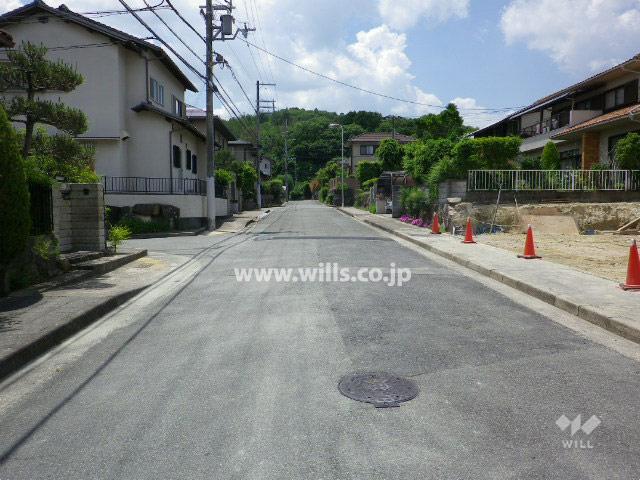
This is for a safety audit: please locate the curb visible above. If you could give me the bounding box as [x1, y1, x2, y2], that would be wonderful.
[130, 228, 206, 239]
[0, 286, 146, 381]
[338, 208, 640, 345]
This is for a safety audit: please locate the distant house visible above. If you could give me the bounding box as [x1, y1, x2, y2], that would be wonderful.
[229, 139, 257, 165]
[348, 132, 415, 171]
[473, 54, 640, 169]
[0, 1, 236, 228]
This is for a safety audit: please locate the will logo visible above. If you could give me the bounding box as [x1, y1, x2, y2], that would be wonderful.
[556, 415, 601, 449]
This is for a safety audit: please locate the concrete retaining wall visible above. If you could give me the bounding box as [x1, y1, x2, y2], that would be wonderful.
[53, 183, 105, 253]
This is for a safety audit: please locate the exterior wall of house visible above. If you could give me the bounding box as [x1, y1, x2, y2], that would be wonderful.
[351, 142, 377, 169]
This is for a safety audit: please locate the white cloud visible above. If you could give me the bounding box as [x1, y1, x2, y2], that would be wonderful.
[378, 0, 469, 30]
[0, 0, 489, 125]
[501, 0, 640, 72]
[451, 97, 509, 128]
[0, 0, 25, 14]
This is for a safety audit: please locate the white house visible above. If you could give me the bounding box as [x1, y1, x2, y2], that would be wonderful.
[473, 54, 640, 170]
[0, 1, 236, 228]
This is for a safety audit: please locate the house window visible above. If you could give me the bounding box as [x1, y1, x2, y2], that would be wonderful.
[192, 154, 198, 174]
[173, 96, 185, 117]
[559, 149, 581, 170]
[360, 145, 375, 156]
[150, 77, 164, 105]
[186, 149, 192, 170]
[172, 145, 181, 168]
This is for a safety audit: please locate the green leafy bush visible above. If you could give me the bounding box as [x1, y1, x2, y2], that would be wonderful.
[361, 178, 378, 190]
[403, 139, 454, 182]
[108, 225, 131, 253]
[232, 161, 258, 198]
[375, 139, 404, 171]
[319, 186, 329, 203]
[290, 182, 311, 200]
[426, 156, 457, 202]
[215, 168, 234, 186]
[355, 160, 383, 184]
[400, 187, 429, 218]
[520, 156, 542, 170]
[117, 217, 171, 234]
[0, 106, 31, 293]
[541, 141, 561, 170]
[615, 133, 640, 169]
[325, 192, 335, 205]
[369, 204, 377, 214]
[20, 129, 98, 183]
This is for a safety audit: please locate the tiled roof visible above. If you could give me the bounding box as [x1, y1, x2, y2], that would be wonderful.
[552, 104, 640, 137]
[349, 132, 415, 144]
[473, 53, 640, 136]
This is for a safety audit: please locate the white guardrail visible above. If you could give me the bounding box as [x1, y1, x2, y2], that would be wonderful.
[467, 170, 640, 191]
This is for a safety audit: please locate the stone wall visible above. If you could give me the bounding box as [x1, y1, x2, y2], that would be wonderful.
[53, 183, 105, 253]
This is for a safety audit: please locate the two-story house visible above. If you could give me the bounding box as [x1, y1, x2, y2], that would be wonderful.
[348, 132, 415, 172]
[473, 54, 640, 170]
[0, 1, 236, 228]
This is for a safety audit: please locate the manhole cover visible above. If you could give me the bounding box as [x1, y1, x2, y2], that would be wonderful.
[338, 372, 419, 408]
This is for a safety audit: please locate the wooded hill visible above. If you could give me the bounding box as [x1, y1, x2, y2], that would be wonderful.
[225, 104, 476, 182]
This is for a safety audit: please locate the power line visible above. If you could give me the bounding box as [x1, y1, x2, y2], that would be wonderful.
[241, 39, 523, 113]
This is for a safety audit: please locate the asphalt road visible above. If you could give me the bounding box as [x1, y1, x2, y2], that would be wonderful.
[1, 201, 639, 479]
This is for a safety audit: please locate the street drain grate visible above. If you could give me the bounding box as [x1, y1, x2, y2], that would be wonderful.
[338, 372, 419, 408]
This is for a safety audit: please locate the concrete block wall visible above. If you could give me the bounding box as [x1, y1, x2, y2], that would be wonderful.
[53, 183, 105, 253]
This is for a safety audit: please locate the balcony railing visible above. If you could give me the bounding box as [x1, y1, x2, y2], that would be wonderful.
[520, 111, 571, 138]
[467, 170, 640, 192]
[103, 176, 207, 196]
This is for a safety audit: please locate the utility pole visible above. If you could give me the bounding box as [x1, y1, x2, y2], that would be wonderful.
[205, 0, 216, 230]
[255, 80, 275, 209]
[202, 0, 254, 228]
[284, 113, 289, 201]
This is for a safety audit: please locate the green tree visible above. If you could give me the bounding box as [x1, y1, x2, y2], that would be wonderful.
[232, 161, 258, 199]
[403, 139, 455, 182]
[0, 42, 87, 157]
[21, 129, 98, 183]
[615, 133, 640, 169]
[355, 160, 383, 184]
[0, 106, 31, 294]
[416, 103, 466, 140]
[540, 141, 561, 170]
[376, 139, 404, 171]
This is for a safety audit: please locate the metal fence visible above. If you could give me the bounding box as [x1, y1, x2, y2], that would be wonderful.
[467, 170, 640, 192]
[28, 183, 53, 235]
[103, 176, 207, 196]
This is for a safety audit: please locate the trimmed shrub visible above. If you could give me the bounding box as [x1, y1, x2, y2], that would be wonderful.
[319, 186, 329, 203]
[615, 133, 640, 169]
[355, 160, 383, 184]
[215, 168, 234, 186]
[0, 106, 31, 293]
[541, 141, 561, 170]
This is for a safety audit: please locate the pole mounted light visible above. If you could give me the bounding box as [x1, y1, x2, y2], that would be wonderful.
[329, 123, 345, 208]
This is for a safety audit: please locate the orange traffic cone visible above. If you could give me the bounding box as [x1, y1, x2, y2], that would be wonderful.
[620, 239, 640, 291]
[432, 213, 441, 234]
[462, 217, 476, 244]
[518, 225, 541, 259]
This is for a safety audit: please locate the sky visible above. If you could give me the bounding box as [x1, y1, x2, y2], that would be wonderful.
[3, 0, 640, 127]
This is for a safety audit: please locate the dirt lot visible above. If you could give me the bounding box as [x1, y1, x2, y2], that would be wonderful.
[477, 232, 636, 283]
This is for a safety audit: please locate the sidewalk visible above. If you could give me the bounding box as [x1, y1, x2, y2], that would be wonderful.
[338, 206, 640, 344]
[0, 250, 183, 380]
[213, 209, 266, 234]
